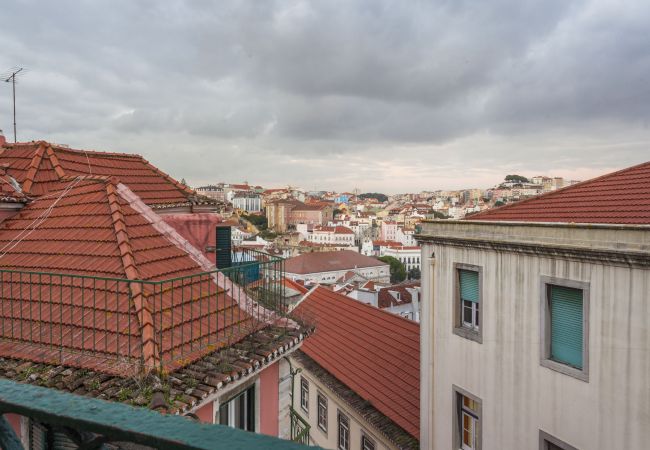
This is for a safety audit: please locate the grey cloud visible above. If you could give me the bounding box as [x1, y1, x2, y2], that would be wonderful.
[0, 0, 648, 192]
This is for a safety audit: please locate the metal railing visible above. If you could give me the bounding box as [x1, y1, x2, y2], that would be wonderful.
[0, 248, 288, 375]
[0, 378, 311, 450]
[289, 407, 310, 445]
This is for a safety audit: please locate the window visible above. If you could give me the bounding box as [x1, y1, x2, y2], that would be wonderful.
[453, 386, 481, 450]
[361, 433, 376, 450]
[300, 377, 309, 413]
[454, 264, 482, 343]
[540, 277, 589, 381]
[218, 385, 255, 432]
[317, 392, 328, 432]
[539, 430, 579, 450]
[337, 411, 350, 450]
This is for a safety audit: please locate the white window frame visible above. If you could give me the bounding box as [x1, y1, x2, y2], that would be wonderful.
[361, 432, 376, 450]
[453, 263, 483, 344]
[317, 391, 328, 433]
[453, 385, 482, 450]
[337, 411, 350, 450]
[300, 376, 309, 413]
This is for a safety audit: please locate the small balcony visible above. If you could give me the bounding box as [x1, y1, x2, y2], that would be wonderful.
[290, 407, 311, 445]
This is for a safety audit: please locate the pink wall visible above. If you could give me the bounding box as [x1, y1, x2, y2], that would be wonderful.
[259, 362, 279, 436]
[5, 413, 22, 439]
[194, 401, 214, 424]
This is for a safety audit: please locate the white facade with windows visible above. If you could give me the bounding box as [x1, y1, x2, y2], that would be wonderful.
[418, 220, 650, 450]
[290, 356, 400, 450]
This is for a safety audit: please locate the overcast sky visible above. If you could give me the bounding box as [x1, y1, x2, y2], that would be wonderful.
[1, 0, 649, 193]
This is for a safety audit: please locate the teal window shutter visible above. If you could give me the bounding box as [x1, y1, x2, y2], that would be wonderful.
[550, 285, 583, 369]
[459, 270, 479, 303]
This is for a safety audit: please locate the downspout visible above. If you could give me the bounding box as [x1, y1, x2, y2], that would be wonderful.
[283, 356, 302, 410]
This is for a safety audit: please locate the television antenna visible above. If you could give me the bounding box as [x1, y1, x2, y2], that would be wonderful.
[2, 67, 26, 143]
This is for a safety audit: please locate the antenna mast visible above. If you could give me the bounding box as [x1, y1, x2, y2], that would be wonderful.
[3, 67, 24, 143]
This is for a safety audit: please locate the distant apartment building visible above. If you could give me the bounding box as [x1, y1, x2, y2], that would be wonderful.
[417, 161, 650, 450]
[380, 221, 398, 241]
[266, 199, 334, 232]
[284, 250, 390, 284]
[291, 286, 419, 450]
[377, 281, 421, 322]
[381, 245, 421, 273]
[308, 225, 356, 247]
[232, 191, 262, 213]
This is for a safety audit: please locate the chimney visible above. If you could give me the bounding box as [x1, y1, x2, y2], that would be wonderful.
[0, 130, 6, 147]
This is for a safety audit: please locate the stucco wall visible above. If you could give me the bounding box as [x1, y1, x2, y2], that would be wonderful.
[259, 360, 280, 436]
[290, 356, 396, 450]
[421, 235, 650, 450]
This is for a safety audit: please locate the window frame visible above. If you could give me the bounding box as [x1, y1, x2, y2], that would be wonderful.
[452, 385, 482, 450]
[300, 376, 310, 413]
[361, 432, 376, 450]
[217, 384, 256, 432]
[453, 263, 483, 343]
[317, 391, 328, 433]
[337, 411, 350, 450]
[539, 430, 579, 450]
[539, 276, 590, 382]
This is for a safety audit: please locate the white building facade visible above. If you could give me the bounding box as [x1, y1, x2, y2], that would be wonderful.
[417, 220, 650, 450]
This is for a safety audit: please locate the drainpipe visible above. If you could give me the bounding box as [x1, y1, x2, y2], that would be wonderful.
[421, 249, 435, 449]
[283, 356, 302, 410]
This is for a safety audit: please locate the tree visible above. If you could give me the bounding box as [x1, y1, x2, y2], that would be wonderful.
[378, 256, 407, 283]
[242, 213, 268, 230]
[359, 192, 388, 203]
[180, 178, 188, 186]
[408, 267, 421, 280]
[494, 199, 506, 207]
[505, 174, 529, 183]
[432, 210, 449, 219]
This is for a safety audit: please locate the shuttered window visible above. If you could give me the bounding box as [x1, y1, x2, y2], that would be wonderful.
[549, 285, 583, 369]
[459, 270, 479, 303]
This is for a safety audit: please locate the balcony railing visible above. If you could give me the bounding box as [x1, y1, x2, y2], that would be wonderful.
[0, 248, 289, 375]
[289, 407, 310, 445]
[0, 378, 310, 449]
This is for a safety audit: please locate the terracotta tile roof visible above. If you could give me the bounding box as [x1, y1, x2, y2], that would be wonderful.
[0, 326, 309, 414]
[378, 282, 420, 309]
[0, 176, 256, 374]
[284, 250, 388, 274]
[313, 225, 355, 234]
[470, 161, 650, 224]
[293, 287, 420, 440]
[0, 141, 215, 209]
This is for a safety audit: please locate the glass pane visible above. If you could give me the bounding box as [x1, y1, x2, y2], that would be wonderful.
[463, 301, 473, 324]
[219, 403, 228, 425]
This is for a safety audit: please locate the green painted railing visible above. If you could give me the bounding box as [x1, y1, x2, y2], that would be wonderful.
[0, 378, 311, 449]
[290, 407, 310, 445]
[0, 248, 288, 375]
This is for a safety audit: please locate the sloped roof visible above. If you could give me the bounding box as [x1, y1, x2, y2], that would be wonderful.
[378, 281, 420, 309]
[294, 287, 420, 440]
[470, 161, 650, 224]
[0, 141, 215, 209]
[0, 176, 254, 374]
[284, 250, 388, 274]
[313, 225, 355, 234]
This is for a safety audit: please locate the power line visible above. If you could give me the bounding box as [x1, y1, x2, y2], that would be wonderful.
[3, 67, 25, 143]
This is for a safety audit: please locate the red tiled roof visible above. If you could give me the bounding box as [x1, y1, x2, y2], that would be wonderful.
[0, 141, 212, 208]
[284, 250, 387, 274]
[294, 287, 420, 438]
[0, 176, 254, 374]
[470, 161, 650, 224]
[313, 225, 354, 234]
[378, 282, 420, 308]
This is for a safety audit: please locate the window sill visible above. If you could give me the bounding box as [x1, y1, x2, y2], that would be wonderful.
[540, 358, 588, 382]
[453, 326, 482, 344]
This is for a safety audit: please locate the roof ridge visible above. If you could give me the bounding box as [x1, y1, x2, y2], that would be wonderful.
[22, 142, 47, 195]
[105, 182, 159, 369]
[44, 144, 67, 179]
